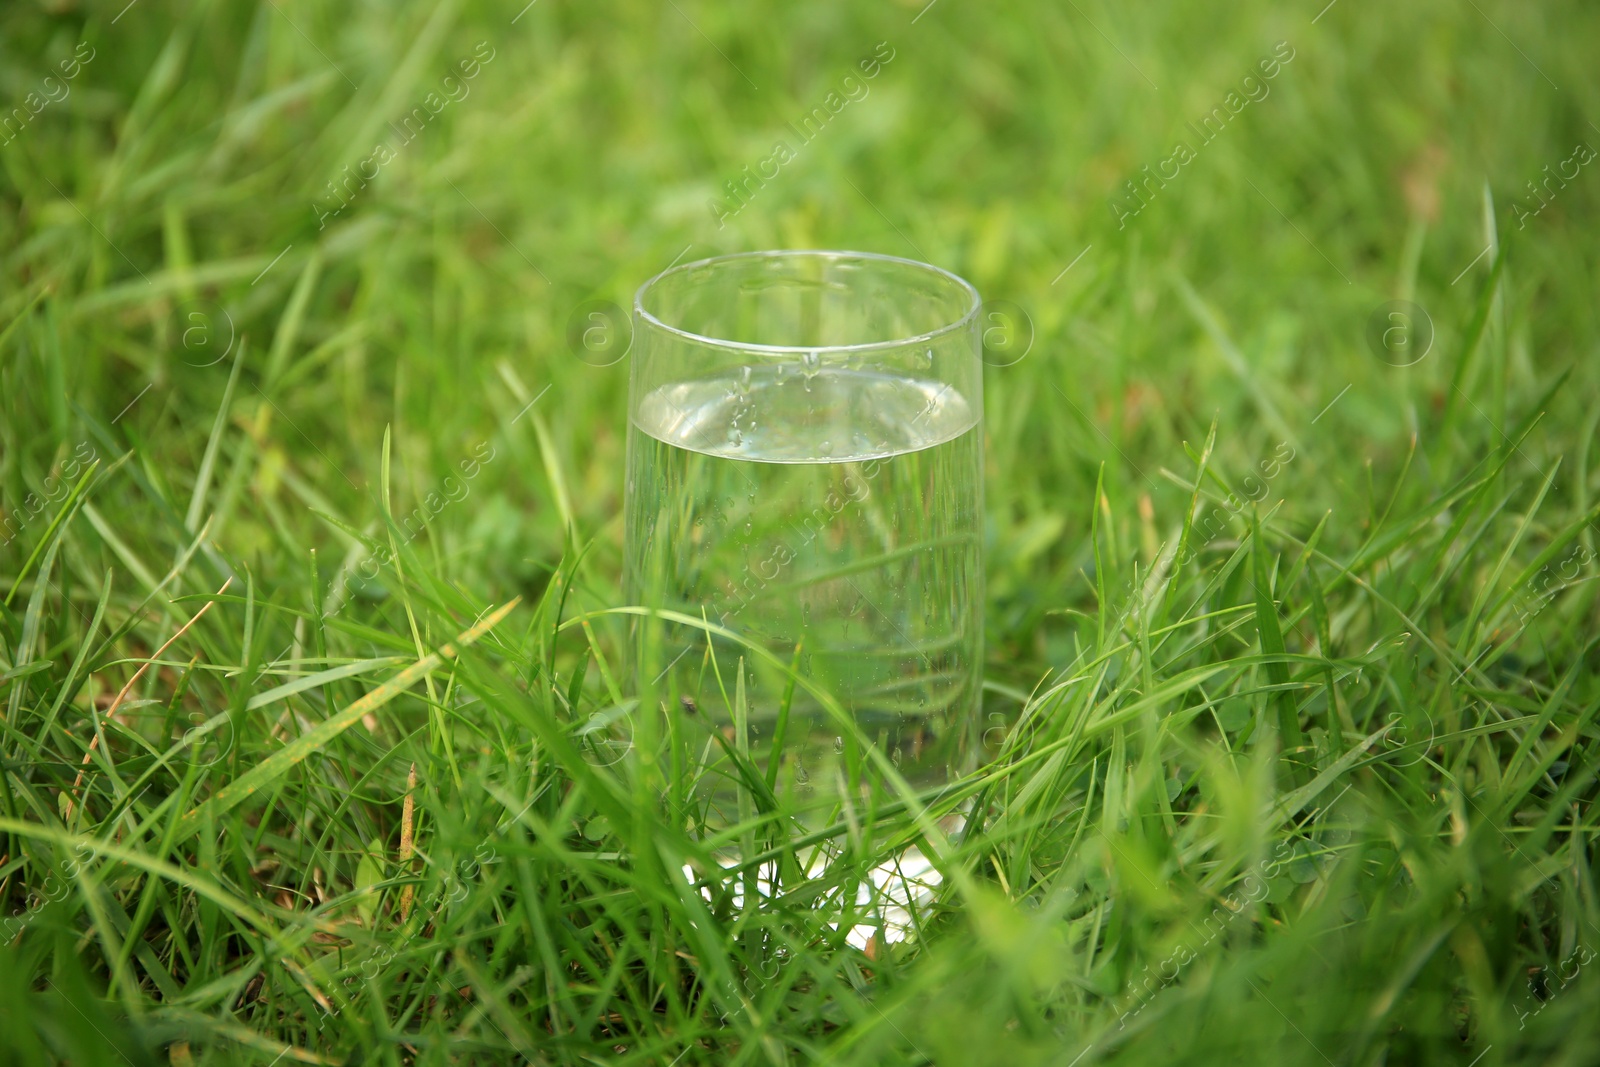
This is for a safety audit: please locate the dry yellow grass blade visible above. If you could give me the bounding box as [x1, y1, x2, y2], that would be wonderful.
[173, 598, 519, 841]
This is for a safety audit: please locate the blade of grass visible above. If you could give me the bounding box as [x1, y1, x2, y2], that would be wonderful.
[173, 597, 518, 840]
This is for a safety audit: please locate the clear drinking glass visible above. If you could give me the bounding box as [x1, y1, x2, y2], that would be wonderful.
[624, 250, 983, 809]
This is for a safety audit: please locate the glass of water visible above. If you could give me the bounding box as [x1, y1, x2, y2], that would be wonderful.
[625, 250, 983, 807]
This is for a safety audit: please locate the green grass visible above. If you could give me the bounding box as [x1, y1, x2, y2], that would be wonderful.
[2, 0, 1599, 1062]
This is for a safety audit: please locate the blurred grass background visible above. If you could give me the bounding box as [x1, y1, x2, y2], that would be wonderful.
[2, 0, 1599, 1063]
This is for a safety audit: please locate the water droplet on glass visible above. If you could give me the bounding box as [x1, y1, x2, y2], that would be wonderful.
[802, 350, 820, 375]
[820, 440, 832, 456]
[922, 347, 935, 367]
[738, 365, 752, 393]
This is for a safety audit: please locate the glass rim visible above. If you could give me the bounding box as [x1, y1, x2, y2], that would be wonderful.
[632, 249, 982, 356]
